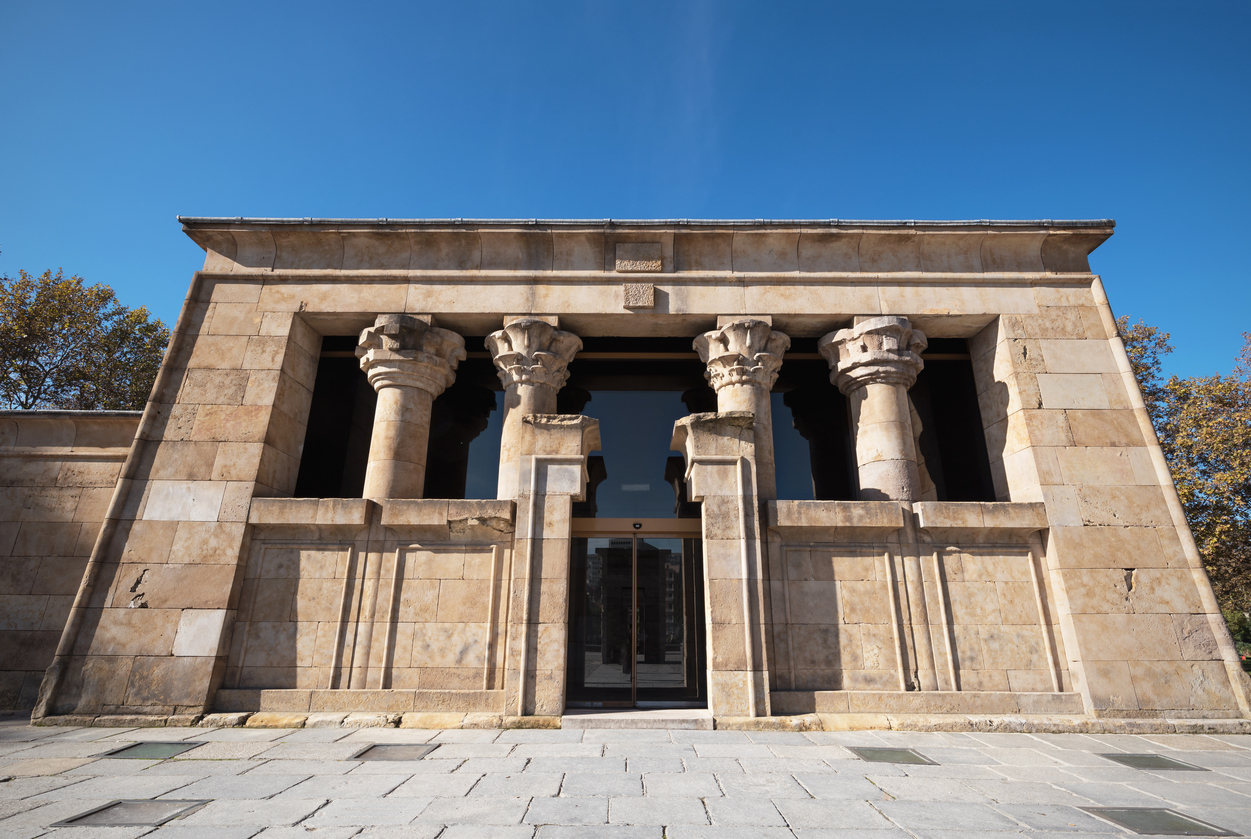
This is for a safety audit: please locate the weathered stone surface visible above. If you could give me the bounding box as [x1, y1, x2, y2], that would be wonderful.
[11, 219, 1243, 730]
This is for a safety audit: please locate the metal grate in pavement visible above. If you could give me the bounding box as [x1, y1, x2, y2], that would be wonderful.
[848, 746, 937, 765]
[1081, 807, 1237, 836]
[50, 800, 211, 827]
[351, 743, 438, 760]
[1100, 753, 1208, 771]
[102, 742, 205, 760]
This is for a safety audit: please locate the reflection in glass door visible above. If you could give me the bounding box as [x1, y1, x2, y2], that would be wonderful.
[567, 536, 705, 706]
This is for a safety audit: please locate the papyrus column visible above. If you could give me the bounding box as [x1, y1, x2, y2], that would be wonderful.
[357, 314, 466, 500]
[819, 316, 927, 502]
[486, 318, 582, 499]
[820, 315, 938, 690]
[694, 319, 790, 500]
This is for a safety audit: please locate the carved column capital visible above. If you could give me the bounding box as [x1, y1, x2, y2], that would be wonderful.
[694, 319, 790, 393]
[486, 319, 582, 391]
[819, 316, 927, 395]
[357, 314, 466, 396]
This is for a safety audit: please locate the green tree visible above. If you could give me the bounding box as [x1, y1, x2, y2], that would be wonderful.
[1119, 317, 1251, 624]
[0, 268, 170, 410]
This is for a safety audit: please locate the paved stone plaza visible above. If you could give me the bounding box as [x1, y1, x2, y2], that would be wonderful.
[3, 716, 1251, 837]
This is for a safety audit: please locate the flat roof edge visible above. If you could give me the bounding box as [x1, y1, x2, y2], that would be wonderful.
[177, 216, 1115, 230]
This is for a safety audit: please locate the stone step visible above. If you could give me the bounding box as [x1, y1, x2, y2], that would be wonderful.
[561, 708, 714, 730]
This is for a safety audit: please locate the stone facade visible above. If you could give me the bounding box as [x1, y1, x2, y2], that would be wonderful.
[4, 218, 1246, 725]
[0, 411, 140, 710]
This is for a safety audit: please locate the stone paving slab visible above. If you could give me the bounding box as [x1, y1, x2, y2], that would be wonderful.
[5, 717, 1251, 836]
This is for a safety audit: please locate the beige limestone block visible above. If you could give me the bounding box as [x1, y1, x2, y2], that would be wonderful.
[435, 580, 490, 623]
[837, 581, 891, 625]
[785, 581, 839, 625]
[1129, 660, 1236, 711]
[1075, 485, 1172, 527]
[1050, 525, 1168, 569]
[879, 284, 1038, 316]
[1063, 569, 1134, 615]
[1037, 374, 1110, 410]
[410, 623, 487, 669]
[1172, 615, 1222, 660]
[674, 231, 733, 271]
[978, 626, 1046, 671]
[743, 280, 880, 317]
[179, 368, 251, 406]
[207, 303, 264, 336]
[142, 480, 227, 522]
[731, 231, 799, 272]
[1056, 447, 1137, 486]
[796, 231, 861, 271]
[189, 405, 271, 444]
[78, 608, 180, 656]
[1126, 569, 1204, 614]
[258, 281, 408, 314]
[172, 609, 228, 657]
[1066, 409, 1144, 447]
[1071, 613, 1184, 661]
[187, 335, 250, 370]
[1032, 283, 1098, 308]
[1038, 339, 1118, 374]
[245, 711, 307, 728]
[479, 230, 553, 271]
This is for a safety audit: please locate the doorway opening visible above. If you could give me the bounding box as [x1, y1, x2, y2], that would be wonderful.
[567, 520, 706, 708]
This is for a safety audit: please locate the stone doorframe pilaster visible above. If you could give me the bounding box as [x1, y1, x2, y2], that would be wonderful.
[503, 414, 599, 717]
[671, 411, 771, 718]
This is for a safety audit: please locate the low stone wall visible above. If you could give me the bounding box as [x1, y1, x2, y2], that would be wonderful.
[224, 497, 516, 710]
[0, 411, 140, 710]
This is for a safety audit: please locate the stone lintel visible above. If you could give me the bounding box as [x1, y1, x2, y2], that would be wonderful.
[915, 501, 1048, 542]
[249, 497, 375, 526]
[379, 498, 515, 530]
[767, 500, 906, 540]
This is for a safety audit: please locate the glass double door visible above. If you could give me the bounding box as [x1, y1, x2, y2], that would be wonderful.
[567, 532, 706, 706]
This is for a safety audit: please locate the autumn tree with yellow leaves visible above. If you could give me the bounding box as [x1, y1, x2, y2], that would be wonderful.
[1119, 317, 1251, 648]
[0, 268, 169, 411]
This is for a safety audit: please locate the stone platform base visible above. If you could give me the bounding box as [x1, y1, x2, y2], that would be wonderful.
[770, 690, 1086, 716]
[562, 709, 714, 730]
[212, 689, 505, 714]
[32, 709, 1251, 735]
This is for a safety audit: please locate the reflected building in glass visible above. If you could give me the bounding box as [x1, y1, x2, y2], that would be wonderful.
[9, 217, 1249, 729]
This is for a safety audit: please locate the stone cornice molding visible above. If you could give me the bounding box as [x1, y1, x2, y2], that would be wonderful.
[182, 219, 1114, 276]
[357, 314, 466, 395]
[486, 319, 582, 391]
[819, 316, 927, 394]
[694, 320, 790, 393]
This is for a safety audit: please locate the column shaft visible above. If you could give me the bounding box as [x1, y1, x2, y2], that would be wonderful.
[356, 314, 466, 501]
[363, 386, 436, 500]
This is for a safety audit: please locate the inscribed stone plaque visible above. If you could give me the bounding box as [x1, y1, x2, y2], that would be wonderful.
[615, 242, 663, 272]
[622, 283, 655, 309]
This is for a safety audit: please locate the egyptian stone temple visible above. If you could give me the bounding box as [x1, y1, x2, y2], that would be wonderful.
[3, 218, 1248, 730]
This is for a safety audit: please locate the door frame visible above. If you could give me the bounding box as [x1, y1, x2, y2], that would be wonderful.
[568, 517, 705, 708]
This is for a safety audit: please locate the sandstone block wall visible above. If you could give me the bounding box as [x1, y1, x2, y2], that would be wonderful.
[0, 412, 138, 710]
[13, 218, 1244, 724]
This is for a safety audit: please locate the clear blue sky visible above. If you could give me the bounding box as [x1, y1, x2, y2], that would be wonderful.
[1, 1, 1247, 377]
